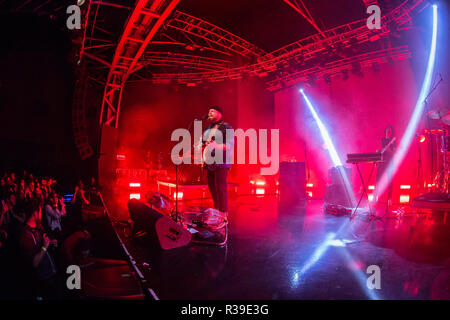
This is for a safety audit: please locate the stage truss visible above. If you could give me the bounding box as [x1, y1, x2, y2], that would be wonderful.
[6, 0, 430, 159]
[145, 0, 428, 88]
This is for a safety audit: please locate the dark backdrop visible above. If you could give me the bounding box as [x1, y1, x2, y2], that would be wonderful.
[0, 13, 85, 190]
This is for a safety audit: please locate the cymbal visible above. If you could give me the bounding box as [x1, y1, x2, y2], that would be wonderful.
[427, 109, 447, 119]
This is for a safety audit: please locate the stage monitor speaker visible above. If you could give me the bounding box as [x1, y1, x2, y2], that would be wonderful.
[327, 165, 352, 185]
[128, 199, 191, 250]
[279, 161, 306, 204]
[324, 166, 353, 208]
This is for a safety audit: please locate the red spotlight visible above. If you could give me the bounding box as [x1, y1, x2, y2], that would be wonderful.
[130, 193, 141, 200]
[306, 183, 314, 188]
[116, 154, 126, 160]
[173, 192, 184, 200]
[256, 188, 265, 195]
[419, 135, 426, 143]
[368, 185, 375, 190]
[255, 180, 266, 186]
[399, 195, 410, 203]
[400, 185, 411, 190]
[129, 182, 141, 188]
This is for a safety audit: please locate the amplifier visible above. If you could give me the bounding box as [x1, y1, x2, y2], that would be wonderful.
[279, 161, 306, 204]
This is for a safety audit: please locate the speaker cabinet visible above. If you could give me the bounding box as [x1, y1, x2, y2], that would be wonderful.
[98, 124, 118, 187]
[128, 199, 191, 250]
[324, 166, 353, 208]
[279, 161, 306, 204]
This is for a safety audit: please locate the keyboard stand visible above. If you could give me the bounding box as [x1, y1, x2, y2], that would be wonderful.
[350, 162, 377, 221]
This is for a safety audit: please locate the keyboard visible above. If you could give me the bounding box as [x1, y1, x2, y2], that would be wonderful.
[346, 152, 383, 164]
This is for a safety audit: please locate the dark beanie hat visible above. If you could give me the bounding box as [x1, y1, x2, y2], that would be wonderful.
[209, 106, 223, 114]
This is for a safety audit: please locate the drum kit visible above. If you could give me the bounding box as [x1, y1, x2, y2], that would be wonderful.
[424, 108, 450, 194]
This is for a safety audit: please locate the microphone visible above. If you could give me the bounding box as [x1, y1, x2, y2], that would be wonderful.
[195, 114, 208, 120]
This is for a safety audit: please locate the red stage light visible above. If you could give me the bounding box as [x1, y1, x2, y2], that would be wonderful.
[368, 194, 374, 202]
[399, 195, 410, 203]
[255, 181, 266, 186]
[368, 185, 375, 190]
[129, 182, 141, 188]
[116, 154, 126, 160]
[306, 183, 314, 188]
[130, 193, 141, 200]
[173, 192, 184, 200]
[256, 188, 265, 195]
[400, 185, 411, 190]
[307, 191, 313, 197]
[419, 135, 426, 143]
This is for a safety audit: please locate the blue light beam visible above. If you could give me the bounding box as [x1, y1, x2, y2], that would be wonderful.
[300, 88, 343, 166]
[377, 5, 438, 197]
[299, 88, 357, 208]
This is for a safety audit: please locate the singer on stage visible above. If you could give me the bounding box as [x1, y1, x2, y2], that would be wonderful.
[202, 106, 234, 220]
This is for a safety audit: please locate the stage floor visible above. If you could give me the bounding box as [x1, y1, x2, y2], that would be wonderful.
[102, 188, 450, 300]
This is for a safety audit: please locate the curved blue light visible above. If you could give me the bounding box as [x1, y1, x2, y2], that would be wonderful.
[377, 5, 438, 196]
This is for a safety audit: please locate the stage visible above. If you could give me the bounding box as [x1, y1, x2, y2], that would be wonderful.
[101, 188, 450, 300]
[1, 0, 449, 304]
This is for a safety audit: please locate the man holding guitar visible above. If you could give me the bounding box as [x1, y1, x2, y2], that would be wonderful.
[202, 106, 234, 221]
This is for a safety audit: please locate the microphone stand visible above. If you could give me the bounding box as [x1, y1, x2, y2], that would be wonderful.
[173, 118, 199, 225]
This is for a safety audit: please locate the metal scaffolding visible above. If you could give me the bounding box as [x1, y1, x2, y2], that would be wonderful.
[166, 11, 267, 59]
[146, 0, 427, 89]
[99, 0, 181, 128]
[6, 0, 430, 140]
